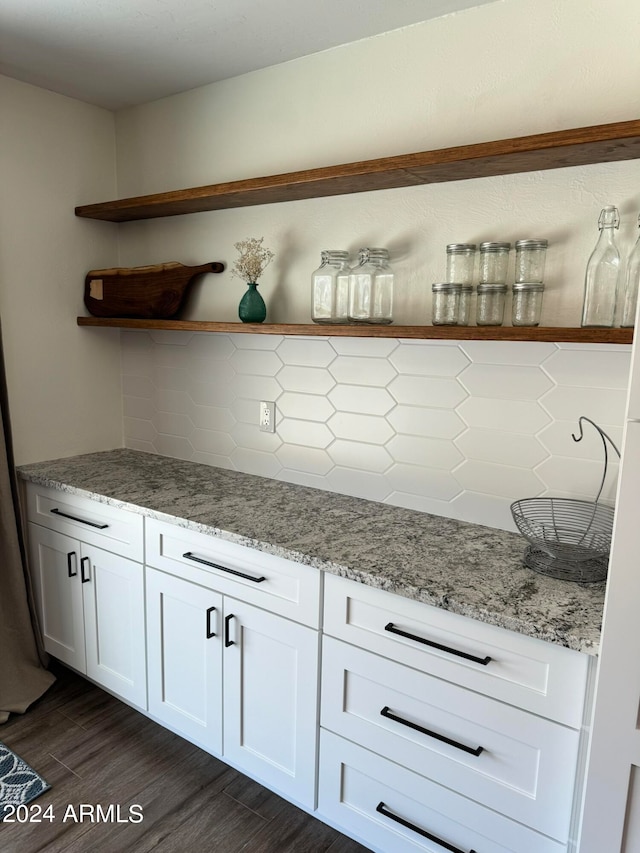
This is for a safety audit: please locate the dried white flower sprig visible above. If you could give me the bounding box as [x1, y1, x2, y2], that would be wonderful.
[231, 237, 275, 283]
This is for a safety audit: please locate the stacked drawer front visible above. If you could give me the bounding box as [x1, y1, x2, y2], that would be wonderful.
[26, 482, 143, 560]
[145, 517, 321, 627]
[318, 574, 591, 853]
[320, 731, 566, 853]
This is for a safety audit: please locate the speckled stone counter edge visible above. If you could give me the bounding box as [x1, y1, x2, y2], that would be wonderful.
[18, 449, 605, 655]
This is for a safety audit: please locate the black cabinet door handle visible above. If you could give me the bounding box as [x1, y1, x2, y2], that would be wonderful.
[384, 622, 491, 666]
[224, 614, 235, 647]
[380, 706, 484, 757]
[376, 802, 477, 853]
[206, 606, 216, 639]
[182, 552, 266, 583]
[51, 508, 109, 529]
[67, 551, 77, 578]
[80, 556, 91, 583]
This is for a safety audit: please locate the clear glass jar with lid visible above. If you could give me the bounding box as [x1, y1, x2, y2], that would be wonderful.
[432, 283, 461, 325]
[479, 242, 511, 284]
[446, 243, 476, 285]
[348, 248, 394, 324]
[311, 250, 351, 323]
[515, 239, 548, 282]
[512, 282, 544, 326]
[476, 283, 507, 325]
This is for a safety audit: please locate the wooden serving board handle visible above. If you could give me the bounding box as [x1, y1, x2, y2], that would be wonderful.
[84, 261, 225, 319]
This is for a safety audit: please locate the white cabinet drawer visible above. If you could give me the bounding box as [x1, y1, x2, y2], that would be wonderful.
[145, 517, 321, 627]
[26, 482, 143, 561]
[323, 574, 590, 729]
[318, 730, 566, 853]
[321, 636, 579, 841]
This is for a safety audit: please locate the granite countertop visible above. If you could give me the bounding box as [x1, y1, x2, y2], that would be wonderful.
[18, 448, 605, 655]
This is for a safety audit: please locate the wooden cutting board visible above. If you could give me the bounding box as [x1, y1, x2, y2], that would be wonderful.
[84, 261, 225, 319]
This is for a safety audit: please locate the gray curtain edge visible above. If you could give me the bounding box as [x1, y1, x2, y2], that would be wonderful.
[0, 320, 56, 723]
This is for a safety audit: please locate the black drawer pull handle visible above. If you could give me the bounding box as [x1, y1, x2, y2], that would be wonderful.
[206, 606, 216, 639]
[376, 802, 477, 853]
[80, 556, 91, 584]
[182, 552, 266, 583]
[67, 551, 77, 578]
[51, 508, 109, 529]
[224, 614, 235, 647]
[384, 622, 491, 666]
[380, 706, 484, 757]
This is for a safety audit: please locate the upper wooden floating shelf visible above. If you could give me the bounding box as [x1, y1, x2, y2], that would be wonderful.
[76, 317, 633, 344]
[75, 119, 640, 223]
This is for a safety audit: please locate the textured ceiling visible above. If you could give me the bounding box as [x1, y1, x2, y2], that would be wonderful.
[0, 0, 499, 110]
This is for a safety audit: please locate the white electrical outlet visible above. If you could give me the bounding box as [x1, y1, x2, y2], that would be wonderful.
[259, 401, 276, 433]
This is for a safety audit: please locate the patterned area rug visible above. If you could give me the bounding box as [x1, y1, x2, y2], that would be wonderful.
[0, 742, 50, 820]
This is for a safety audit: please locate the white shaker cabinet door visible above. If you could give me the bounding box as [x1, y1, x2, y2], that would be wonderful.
[146, 568, 223, 755]
[27, 523, 86, 673]
[223, 598, 319, 809]
[81, 543, 147, 710]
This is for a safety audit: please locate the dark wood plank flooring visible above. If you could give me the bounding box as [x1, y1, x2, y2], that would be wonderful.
[0, 664, 372, 853]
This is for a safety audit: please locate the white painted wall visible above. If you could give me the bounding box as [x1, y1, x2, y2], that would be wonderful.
[113, 0, 640, 329]
[0, 75, 123, 465]
[111, 0, 639, 528]
[115, 0, 640, 190]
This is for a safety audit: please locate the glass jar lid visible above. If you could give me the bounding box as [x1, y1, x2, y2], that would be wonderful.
[515, 239, 548, 250]
[479, 242, 511, 252]
[446, 243, 477, 253]
[432, 282, 462, 292]
[512, 281, 545, 291]
[477, 283, 508, 292]
[324, 249, 349, 258]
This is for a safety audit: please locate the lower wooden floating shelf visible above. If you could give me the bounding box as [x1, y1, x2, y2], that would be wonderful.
[77, 316, 633, 344]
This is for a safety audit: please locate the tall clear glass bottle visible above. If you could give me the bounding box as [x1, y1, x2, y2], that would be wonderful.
[581, 206, 621, 328]
[621, 215, 640, 328]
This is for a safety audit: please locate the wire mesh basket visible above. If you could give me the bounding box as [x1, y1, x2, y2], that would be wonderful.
[511, 417, 620, 583]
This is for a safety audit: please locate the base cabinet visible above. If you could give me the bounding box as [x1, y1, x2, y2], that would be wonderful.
[318, 574, 592, 853]
[145, 543, 320, 809]
[28, 522, 147, 709]
[321, 635, 580, 841]
[23, 478, 595, 853]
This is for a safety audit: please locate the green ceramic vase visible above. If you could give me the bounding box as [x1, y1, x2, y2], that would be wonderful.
[238, 282, 267, 323]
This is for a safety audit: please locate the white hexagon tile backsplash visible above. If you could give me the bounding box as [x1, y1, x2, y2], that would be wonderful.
[121, 331, 631, 532]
